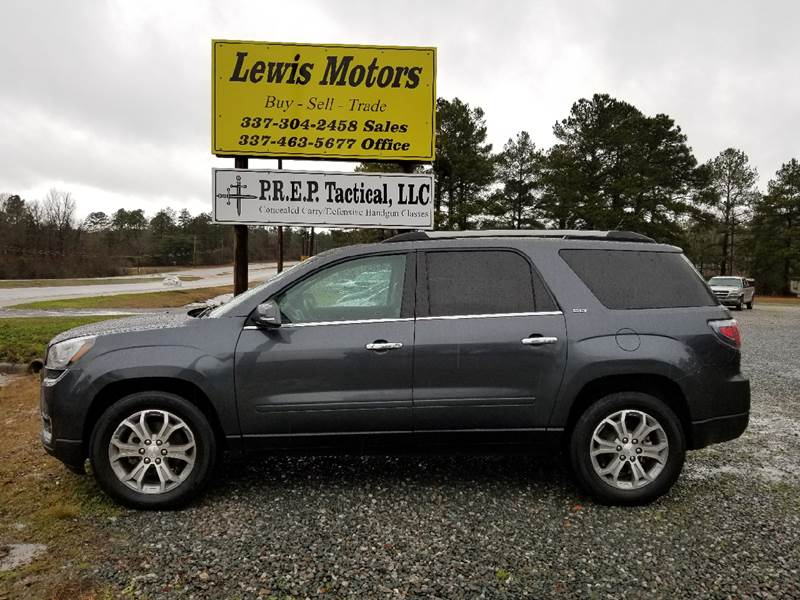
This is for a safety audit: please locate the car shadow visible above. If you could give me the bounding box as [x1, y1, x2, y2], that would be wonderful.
[204, 453, 580, 501]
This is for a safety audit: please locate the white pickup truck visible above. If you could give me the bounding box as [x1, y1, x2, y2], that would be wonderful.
[708, 276, 755, 310]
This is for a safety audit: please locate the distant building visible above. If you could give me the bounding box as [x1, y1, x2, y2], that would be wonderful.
[790, 279, 800, 297]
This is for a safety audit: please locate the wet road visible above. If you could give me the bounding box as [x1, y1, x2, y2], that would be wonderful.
[0, 263, 281, 308]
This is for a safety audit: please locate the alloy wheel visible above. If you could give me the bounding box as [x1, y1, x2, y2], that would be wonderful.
[589, 409, 669, 490]
[108, 409, 197, 494]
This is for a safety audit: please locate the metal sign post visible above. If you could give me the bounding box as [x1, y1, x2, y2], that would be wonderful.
[233, 156, 249, 294]
[277, 158, 283, 273]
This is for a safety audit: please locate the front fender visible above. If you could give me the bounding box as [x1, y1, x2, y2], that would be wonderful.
[65, 344, 237, 439]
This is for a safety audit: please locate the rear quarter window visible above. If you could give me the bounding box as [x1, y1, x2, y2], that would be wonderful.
[559, 249, 717, 309]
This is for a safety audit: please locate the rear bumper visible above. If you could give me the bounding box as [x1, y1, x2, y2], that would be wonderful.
[689, 375, 750, 449]
[690, 411, 749, 449]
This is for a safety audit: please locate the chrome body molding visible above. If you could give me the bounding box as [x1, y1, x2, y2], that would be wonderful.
[416, 311, 563, 321]
[242, 311, 563, 330]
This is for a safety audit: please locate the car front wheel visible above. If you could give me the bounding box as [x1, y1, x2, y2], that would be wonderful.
[570, 392, 685, 505]
[90, 391, 216, 509]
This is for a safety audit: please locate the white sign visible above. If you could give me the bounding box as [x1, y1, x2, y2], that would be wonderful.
[213, 168, 434, 229]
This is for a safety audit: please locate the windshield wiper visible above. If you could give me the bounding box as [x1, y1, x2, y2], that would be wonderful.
[188, 305, 213, 318]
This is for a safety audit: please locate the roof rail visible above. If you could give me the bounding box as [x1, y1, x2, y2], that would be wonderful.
[382, 231, 430, 243]
[383, 230, 655, 243]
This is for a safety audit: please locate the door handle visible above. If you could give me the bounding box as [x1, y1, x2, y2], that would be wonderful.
[521, 336, 558, 346]
[365, 341, 404, 352]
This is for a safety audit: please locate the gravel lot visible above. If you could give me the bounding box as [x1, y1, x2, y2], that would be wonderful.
[91, 304, 800, 599]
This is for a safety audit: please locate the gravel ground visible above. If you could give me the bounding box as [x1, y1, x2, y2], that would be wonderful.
[91, 304, 800, 599]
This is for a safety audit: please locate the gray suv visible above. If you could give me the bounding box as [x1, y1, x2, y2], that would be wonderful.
[40, 230, 750, 508]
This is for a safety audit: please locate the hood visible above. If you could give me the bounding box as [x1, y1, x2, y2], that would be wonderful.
[709, 285, 740, 292]
[49, 312, 193, 345]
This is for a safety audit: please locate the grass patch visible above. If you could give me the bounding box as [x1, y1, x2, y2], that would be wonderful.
[495, 568, 511, 583]
[0, 276, 201, 289]
[10, 285, 234, 311]
[41, 503, 81, 521]
[0, 316, 118, 364]
[0, 376, 123, 598]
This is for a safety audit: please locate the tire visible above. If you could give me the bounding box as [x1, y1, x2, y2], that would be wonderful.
[746, 299, 753, 310]
[90, 391, 217, 509]
[569, 392, 685, 505]
[736, 297, 744, 310]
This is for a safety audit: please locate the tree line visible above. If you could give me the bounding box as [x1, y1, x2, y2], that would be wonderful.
[0, 196, 326, 279]
[422, 94, 797, 294]
[2, 92, 798, 293]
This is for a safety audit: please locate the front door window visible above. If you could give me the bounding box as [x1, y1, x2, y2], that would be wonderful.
[277, 254, 406, 324]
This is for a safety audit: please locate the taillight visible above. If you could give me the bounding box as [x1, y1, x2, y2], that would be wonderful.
[709, 319, 741, 348]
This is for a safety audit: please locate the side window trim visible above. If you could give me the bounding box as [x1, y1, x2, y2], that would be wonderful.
[243, 317, 414, 331]
[417, 247, 555, 318]
[417, 310, 563, 321]
[400, 251, 417, 319]
[278, 317, 415, 329]
[415, 248, 429, 318]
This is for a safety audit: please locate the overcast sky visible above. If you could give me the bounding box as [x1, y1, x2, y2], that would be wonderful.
[1, 0, 798, 219]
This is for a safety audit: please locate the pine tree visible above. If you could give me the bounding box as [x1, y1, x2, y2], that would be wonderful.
[706, 148, 759, 275]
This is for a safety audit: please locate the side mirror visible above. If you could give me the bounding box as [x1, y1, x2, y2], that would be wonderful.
[254, 300, 282, 328]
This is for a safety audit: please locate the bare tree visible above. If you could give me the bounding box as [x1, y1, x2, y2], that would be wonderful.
[27, 200, 43, 229]
[42, 188, 77, 253]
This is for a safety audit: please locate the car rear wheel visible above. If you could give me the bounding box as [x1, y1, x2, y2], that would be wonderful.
[570, 392, 685, 505]
[90, 391, 216, 509]
[746, 299, 753, 309]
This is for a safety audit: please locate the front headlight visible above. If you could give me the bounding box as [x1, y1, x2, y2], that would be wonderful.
[45, 336, 96, 370]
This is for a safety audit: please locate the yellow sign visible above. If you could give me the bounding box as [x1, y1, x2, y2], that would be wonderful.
[212, 40, 436, 161]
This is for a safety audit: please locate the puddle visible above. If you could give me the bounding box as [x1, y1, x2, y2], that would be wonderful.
[0, 543, 47, 571]
[686, 411, 800, 485]
[685, 463, 791, 484]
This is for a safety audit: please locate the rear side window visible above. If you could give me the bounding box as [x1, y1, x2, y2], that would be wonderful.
[425, 250, 550, 316]
[560, 249, 716, 309]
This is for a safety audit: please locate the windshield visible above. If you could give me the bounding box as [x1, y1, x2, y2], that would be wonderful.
[208, 259, 315, 318]
[708, 277, 742, 287]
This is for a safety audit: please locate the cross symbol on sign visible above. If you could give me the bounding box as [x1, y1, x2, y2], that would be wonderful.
[216, 175, 258, 216]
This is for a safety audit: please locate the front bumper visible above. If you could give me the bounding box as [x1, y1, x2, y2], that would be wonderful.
[718, 297, 743, 306]
[40, 368, 88, 473]
[42, 433, 86, 473]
